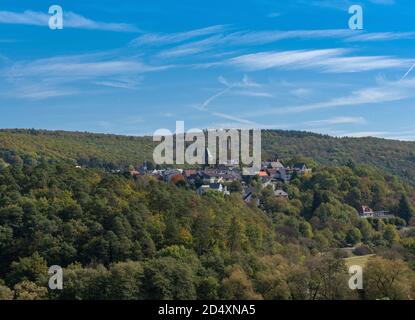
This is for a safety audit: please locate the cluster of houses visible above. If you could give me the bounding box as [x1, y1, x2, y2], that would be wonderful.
[258, 160, 312, 183]
[109, 159, 394, 220]
[126, 158, 312, 202]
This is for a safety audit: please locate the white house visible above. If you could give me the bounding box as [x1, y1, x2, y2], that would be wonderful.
[197, 183, 229, 195]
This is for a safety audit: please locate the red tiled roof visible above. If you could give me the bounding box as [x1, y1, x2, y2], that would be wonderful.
[258, 171, 268, 177]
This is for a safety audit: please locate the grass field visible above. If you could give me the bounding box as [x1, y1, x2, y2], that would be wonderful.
[344, 254, 376, 268]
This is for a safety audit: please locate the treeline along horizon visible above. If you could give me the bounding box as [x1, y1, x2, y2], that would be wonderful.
[1, 129, 415, 184]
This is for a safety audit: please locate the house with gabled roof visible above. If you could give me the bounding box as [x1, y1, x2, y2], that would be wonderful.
[276, 167, 291, 183]
[270, 160, 285, 169]
[293, 163, 312, 175]
[266, 168, 279, 177]
[197, 182, 230, 195]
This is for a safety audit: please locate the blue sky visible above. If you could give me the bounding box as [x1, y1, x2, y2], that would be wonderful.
[1, 0, 415, 139]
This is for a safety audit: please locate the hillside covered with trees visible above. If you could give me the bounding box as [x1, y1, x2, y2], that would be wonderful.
[0, 150, 414, 299]
[2, 129, 415, 184]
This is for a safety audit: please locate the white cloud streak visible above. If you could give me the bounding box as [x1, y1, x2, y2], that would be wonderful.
[197, 75, 268, 110]
[0, 10, 139, 32]
[243, 78, 415, 116]
[130, 25, 227, 46]
[157, 35, 223, 58]
[304, 116, 366, 126]
[132, 25, 415, 59]
[401, 63, 415, 81]
[211, 112, 257, 125]
[2, 53, 170, 100]
[225, 49, 411, 73]
[9, 58, 167, 79]
[345, 32, 415, 42]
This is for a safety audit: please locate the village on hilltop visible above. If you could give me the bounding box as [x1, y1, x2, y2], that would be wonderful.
[125, 156, 311, 201]
[109, 155, 394, 219]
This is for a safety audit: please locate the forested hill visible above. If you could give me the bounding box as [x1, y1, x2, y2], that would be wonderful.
[262, 131, 415, 183]
[1, 129, 415, 182]
[0, 129, 155, 169]
[0, 129, 415, 300]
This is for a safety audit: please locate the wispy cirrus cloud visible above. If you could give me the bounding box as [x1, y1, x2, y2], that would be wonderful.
[2, 53, 170, 99]
[9, 57, 166, 78]
[0, 10, 47, 26]
[141, 28, 352, 52]
[130, 25, 227, 46]
[224, 29, 351, 45]
[227, 49, 345, 71]
[0, 10, 140, 32]
[304, 116, 366, 126]
[345, 32, 415, 42]
[63, 12, 140, 32]
[317, 55, 410, 73]
[157, 35, 224, 58]
[224, 49, 412, 73]
[9, 84, 79, 100]
[211, 112, 257, 125]
[400, 63, 415, 81]
[231, 90, 273, 97]
[92, 77, 143, 90]
[243, 78, 415, 117]
[132, 25, 415, 60]
[208, 115, 367, 132]
[223, 29, 415, 45]
[197, 75, 270, 110]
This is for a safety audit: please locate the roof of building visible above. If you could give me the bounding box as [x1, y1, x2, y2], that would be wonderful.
[270, 161, 285, 169]
[202, 170, 221, 177]
[293, 163, 307, 170]
[275, 189, 289, 197]
[209, 183, 223, 190]
[258, 171, 268, 177]
[243, 192, 253, 201]
[361, 205, 374, 213]
[266, 168, 279, 175]
[184, 169, 198, 176]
